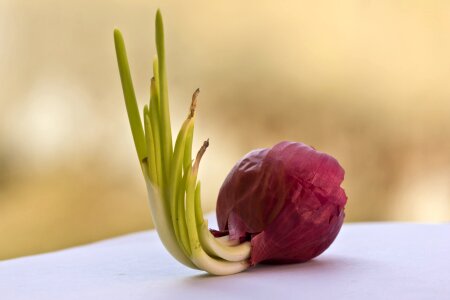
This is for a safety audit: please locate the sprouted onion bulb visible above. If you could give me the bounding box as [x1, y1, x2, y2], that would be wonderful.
[114, 10, 347, 276]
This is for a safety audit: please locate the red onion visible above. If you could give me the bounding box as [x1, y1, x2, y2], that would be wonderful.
[215, 141, 347, 265]
[116, 10, 348, 275]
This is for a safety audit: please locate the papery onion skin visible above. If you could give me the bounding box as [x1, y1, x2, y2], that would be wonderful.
[216, 141, 347, 265]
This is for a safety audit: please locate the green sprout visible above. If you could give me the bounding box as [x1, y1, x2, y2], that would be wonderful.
[114, 10, 250, 275]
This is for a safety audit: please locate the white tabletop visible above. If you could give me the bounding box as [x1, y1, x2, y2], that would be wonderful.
[1, 218, 449, 300]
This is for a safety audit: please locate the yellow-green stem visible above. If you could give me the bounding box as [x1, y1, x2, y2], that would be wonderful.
[149, 78, 163, 188]
[155, 10, 173, 176]
[144, 107, 157, 184]
[113, 29, 147, 163]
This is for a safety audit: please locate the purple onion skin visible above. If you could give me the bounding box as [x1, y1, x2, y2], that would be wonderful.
[216, 141, 347, 265]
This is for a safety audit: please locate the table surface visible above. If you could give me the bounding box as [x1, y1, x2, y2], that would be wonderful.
[1, 216, 449, 300]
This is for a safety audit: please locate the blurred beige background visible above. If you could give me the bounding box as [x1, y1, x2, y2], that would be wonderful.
[0, 0, 449, 260]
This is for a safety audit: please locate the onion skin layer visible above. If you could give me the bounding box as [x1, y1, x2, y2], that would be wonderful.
[216, 141, 347, 265]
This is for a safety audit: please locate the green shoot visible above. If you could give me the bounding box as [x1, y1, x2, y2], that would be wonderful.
[113, 29, 147, 163]
[155, 10, 173, 177]
[114, 9, 251, 276]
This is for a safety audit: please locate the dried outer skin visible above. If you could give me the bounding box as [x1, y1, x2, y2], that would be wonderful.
[216, 141, 347, 265]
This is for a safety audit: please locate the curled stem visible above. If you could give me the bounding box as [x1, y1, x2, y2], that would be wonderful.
[185, 142, 250, 275]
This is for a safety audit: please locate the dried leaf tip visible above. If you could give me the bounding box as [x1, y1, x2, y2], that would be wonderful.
[193, 139, 209, 172]
[189, 88, 200, 119]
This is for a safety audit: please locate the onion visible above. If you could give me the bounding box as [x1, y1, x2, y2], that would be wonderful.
[114, 9, 347, 275]
[216, 142, 347, 265]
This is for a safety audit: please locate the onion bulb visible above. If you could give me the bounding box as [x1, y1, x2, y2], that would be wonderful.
[216, 142, 347, 265]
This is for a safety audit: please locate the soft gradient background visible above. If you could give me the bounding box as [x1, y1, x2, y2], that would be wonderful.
[1, 0, 449, 260]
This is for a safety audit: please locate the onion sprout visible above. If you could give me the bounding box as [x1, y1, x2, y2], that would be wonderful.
[114, 10, 251, 275]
